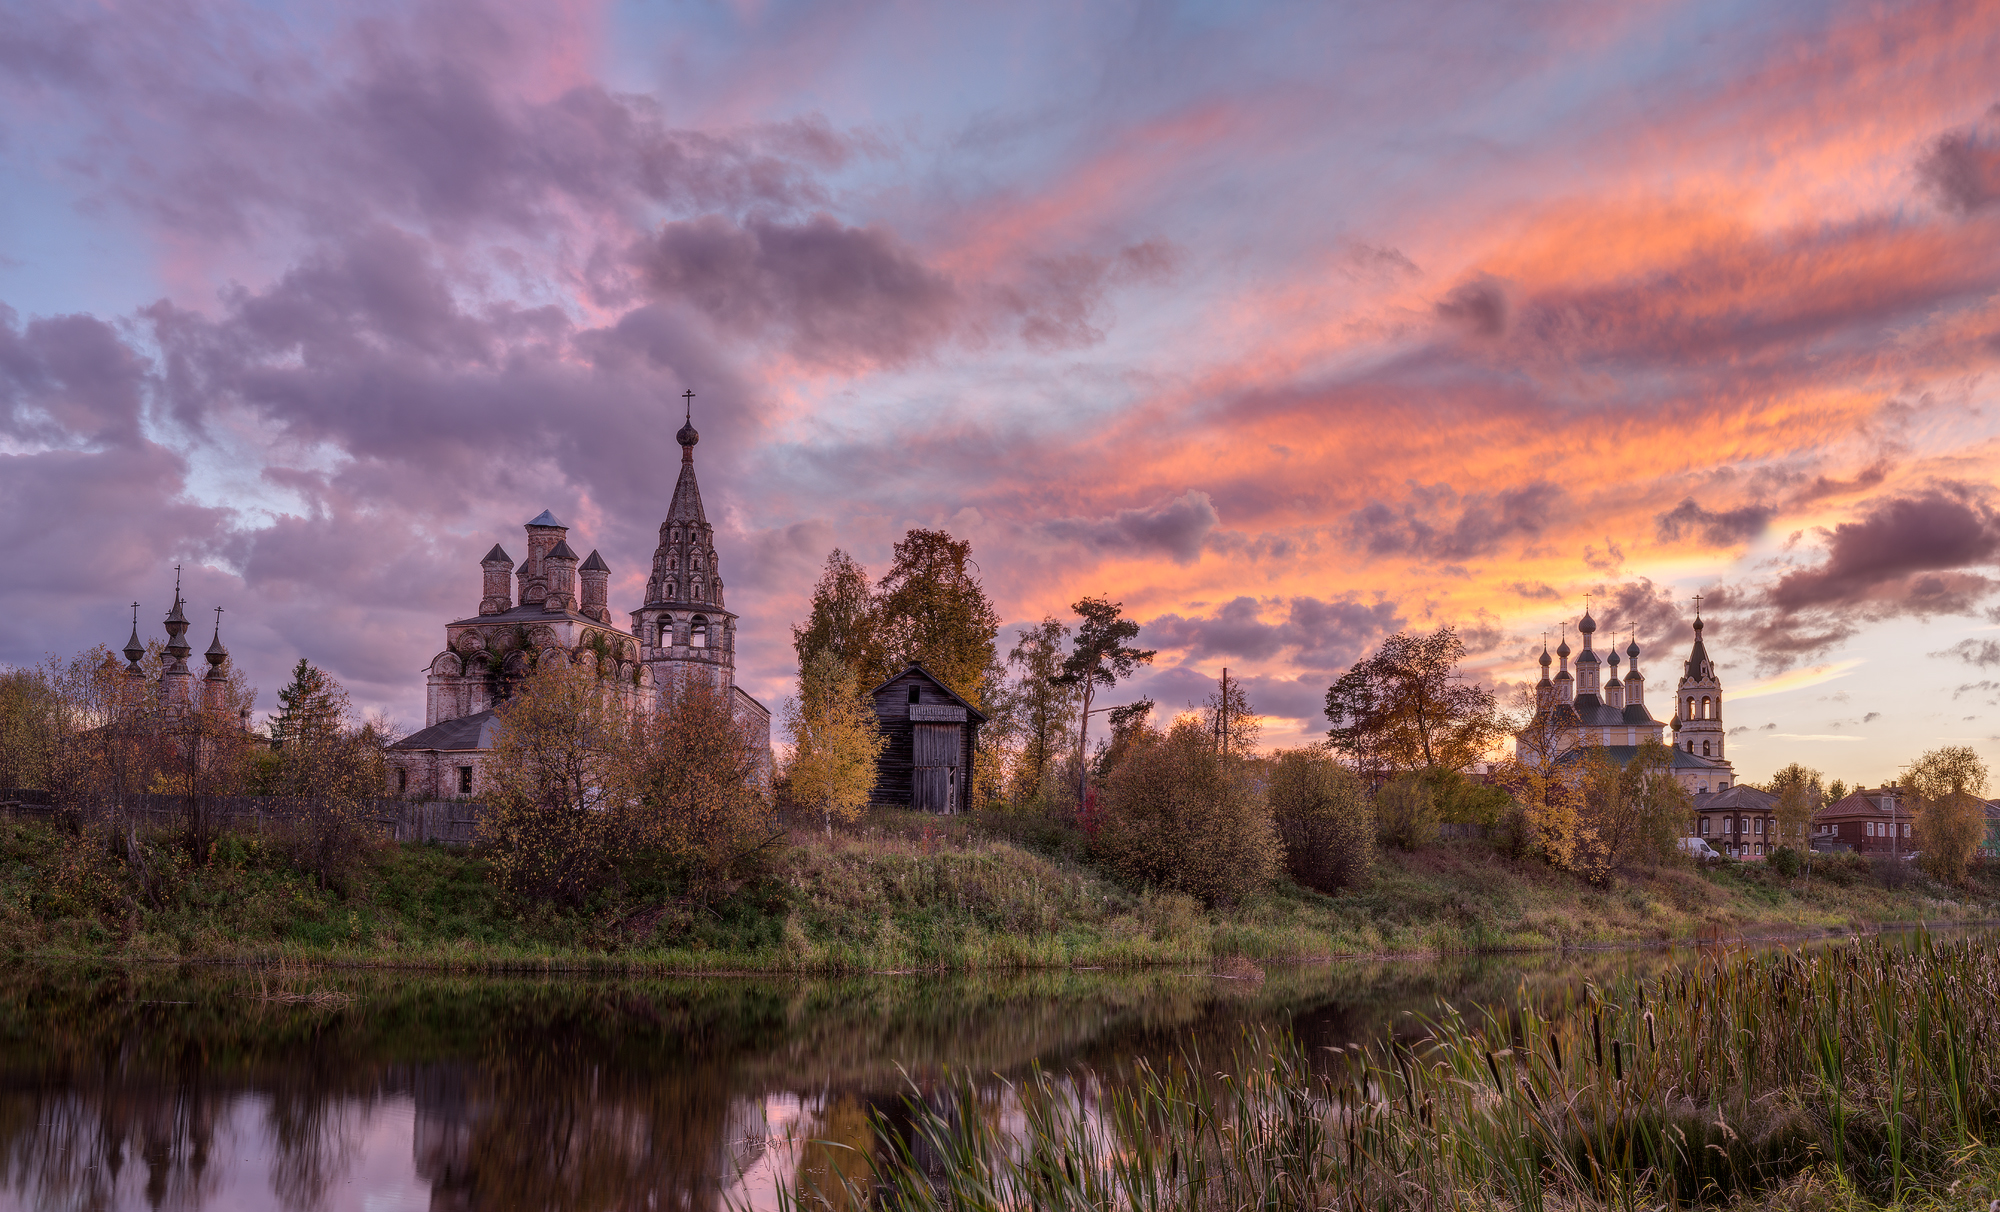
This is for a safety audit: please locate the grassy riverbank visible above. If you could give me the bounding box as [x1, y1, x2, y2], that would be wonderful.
[4, 812, 1997, 972]
[821, 933, 2000, 1210]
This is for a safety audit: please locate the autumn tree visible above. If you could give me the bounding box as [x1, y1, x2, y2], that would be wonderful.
[784, 649, 888, 838]
[269, 664, 385, 889]
[619, 671, 773, 899]
[1201, 668, 1258, 757]
[1583, 740, 1691, 878]
[1493, 684, 1591, 869]
[1056, 597, 1155, 804]
[0, 667, 55, 792]
[1095, 716, 1279, 906]
[1268, 748, 1374, 892]
[875, 529, 1000, 708]
[1375, 773, 1439, 851]
[1003, 618, 1078, 805]
[480, 664, 628, 904]
[41, 649, 158, 834]
[1324, 625, 1503, 778]
[1904, 745, 1990, 886]
[1767, 762, 1824, 856]
[1826, 779, 1850, 804]
[791, 549, 885, 687]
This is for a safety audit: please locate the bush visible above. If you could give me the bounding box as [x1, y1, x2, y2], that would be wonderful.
[1268, 749, 1373, 893]
[1767, 846, 1802, 877]
[1094, 718, 1279, 907]
[1375, 774, 1438, 851]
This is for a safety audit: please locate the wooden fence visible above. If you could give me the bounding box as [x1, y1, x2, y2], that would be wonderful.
[0, 789, 485, 846]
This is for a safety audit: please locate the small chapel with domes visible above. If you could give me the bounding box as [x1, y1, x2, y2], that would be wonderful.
[386, 397, 772, 801]
[1516, 603, 1736, 794]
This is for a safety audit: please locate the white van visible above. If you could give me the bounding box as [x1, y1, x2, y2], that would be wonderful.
[1678, 837, 1721, 860]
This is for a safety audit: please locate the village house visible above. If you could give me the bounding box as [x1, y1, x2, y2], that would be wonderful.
[1812, 785, 1916, 855]
[867, 664, 986, 814]
[1692, 784, 1779, 859]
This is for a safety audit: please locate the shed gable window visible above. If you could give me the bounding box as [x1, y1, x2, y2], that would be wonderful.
[908, 685, 921, 704]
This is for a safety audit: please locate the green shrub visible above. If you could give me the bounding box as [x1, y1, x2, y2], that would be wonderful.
[1375, 773, 1438, 851]
[1768, 845, 1802, 877]
[1268, 749, 1373, 893]
[1095, 718, 1279, 907]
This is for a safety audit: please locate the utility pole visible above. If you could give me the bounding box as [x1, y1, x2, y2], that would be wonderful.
[1218, 667, 1229, 757]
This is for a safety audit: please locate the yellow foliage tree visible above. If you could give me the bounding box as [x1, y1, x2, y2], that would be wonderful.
[1904, 745, 1990, 886]
[783, 649, 887, 838]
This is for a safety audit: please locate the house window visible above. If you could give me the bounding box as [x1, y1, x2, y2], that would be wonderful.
[1700, 817, 1710, 836]
[1866, 822, 1875, 837]
[458, 766, 474, 796]
[908, 685, 921, 705]
[1719, 781, 1729, 790]
[1755, 818, 1763, 835]
[690, 616, 708, 648]
[396, 767, 407, 793]
[1903, 823, 1911, 838]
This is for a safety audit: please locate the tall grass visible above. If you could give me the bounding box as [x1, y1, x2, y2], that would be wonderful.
[780, 932, 2000, 1209]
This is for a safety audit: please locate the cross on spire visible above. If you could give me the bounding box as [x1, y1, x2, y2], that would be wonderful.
[131, 602, 139, 627]
[1691, 592, 1703, 617]
[213, 605, 224, 638]
[683, 388, 694, 424]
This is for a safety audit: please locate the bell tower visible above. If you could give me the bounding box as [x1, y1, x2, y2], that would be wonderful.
[1672, 598, 1725, 763]
[634, 390, 738, 697]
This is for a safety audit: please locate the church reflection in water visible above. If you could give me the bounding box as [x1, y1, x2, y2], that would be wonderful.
[0, 946, 1767, 1210]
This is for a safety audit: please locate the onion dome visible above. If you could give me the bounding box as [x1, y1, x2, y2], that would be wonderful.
[677, 418, 699, 447]
[123, 604, 145, 671]
[1627, 637, 1641, 660]
[205, 613, 229, 671]
[1578, 610, 1596, 635]
[1556, 638, 1571, 659]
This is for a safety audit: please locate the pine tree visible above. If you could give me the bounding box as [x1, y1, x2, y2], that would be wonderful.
[270, 659, 339, 750]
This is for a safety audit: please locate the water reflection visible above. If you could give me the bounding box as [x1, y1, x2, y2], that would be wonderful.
[0, 938, 1888, 1211]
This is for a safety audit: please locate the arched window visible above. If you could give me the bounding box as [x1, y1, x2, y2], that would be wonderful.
[691, 616, 708, 648]
[693, 581, 705, 602]
[1701, 740, 1711, 756]
[668, 557, 677, 571]
[1687, 697, 1696, 719]
[664, 582, 676, 600]
[1688, 740, 1695, 753]
[1700, 696, 1711, 719]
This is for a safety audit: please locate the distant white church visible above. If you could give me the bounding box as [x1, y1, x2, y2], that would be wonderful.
[1517, 606, 1735, 794]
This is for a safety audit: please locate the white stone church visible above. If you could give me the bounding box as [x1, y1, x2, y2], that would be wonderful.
[386, 405, 771, 800]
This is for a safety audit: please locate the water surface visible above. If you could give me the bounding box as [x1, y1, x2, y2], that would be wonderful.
[0, 938, 1882, 1211]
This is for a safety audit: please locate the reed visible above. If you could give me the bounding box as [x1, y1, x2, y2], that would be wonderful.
[774, 932, 2000, 1210]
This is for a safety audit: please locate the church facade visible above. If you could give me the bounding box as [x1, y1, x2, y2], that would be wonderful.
[1515, 606, 1735, 794]
[387, 407, 772, 800]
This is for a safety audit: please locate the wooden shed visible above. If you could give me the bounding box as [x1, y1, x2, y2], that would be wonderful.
[869, 664, 987, 813]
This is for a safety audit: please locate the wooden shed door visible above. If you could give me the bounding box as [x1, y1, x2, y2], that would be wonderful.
[913, 723, 959, 813]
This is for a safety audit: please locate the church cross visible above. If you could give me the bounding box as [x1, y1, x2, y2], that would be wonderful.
[682, 388, 695, 423]
[1691, 592, 1703, 616]
[131, 602, 139, 627]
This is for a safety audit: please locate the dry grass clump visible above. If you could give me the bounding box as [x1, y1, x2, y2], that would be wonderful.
[789, 932, 2000, 1210]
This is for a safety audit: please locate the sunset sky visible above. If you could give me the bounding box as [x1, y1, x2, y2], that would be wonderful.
[5, 0, 2000, 785]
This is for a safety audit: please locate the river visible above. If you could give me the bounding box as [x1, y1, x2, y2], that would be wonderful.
[0, 936, 1899, 1210]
